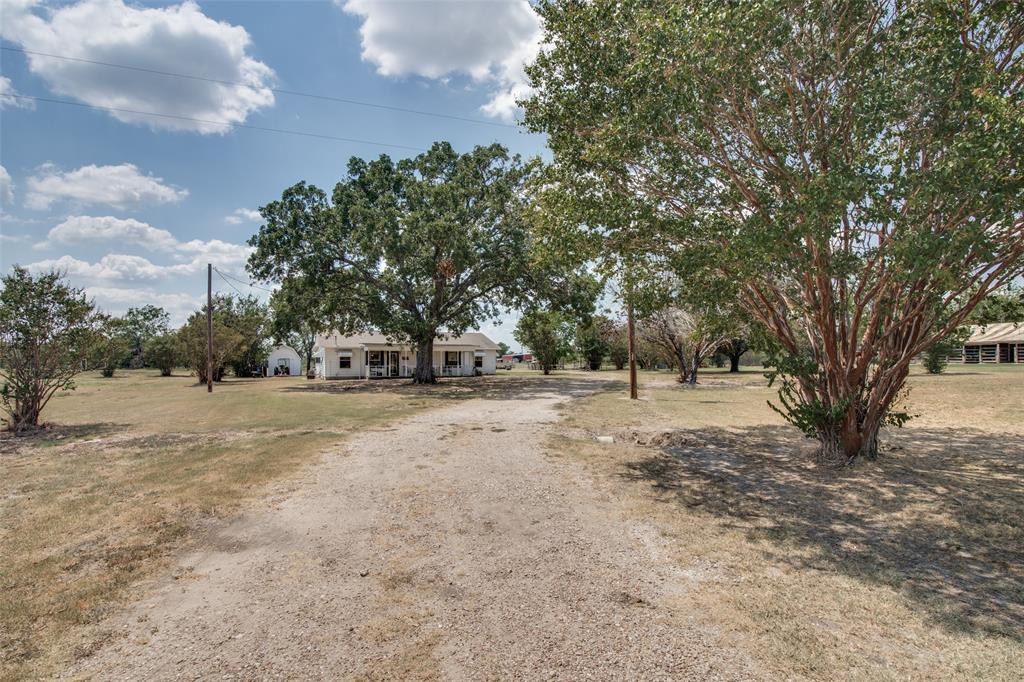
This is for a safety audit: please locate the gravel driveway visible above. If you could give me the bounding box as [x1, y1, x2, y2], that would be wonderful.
[69, 377, 756, 681]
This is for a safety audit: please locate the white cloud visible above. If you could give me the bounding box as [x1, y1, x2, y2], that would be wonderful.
[0, 0, 275, 133]
[0, 165, 13, 205]
[25, 253, 176, 281]
[33, 215, 254, 276]
[25, 163, 188, 210]
[84, 286, 203, 325]
[340, 0, 541, 121]
[224, 207, 261, 225]
[0, 75, 35, 109]
[37, 215, 180, 251]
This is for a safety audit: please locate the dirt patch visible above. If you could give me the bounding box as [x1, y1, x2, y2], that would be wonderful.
[65, 376, 757, 681]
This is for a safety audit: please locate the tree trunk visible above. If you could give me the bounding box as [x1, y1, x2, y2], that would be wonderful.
[413, 338, 435, 384]
[818, 414, 881, 463]
[729, 351, 741, 373]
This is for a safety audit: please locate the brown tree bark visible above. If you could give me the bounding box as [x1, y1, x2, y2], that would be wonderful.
[413, 337, 435, 384]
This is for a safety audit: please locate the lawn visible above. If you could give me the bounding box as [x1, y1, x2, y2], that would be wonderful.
[0, 370, 445, 681]
[556, 364, 1024, 680]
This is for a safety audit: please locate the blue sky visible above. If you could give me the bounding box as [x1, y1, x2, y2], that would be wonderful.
[0, 0, 547, 348]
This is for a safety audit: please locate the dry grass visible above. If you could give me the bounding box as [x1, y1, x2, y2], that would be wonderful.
[0, 370, 448, 681]
[555, 364, 1024, 681]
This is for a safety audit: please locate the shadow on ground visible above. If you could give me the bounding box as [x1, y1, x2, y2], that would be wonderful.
[615, 424, 1024, 640]
[0, 422, 120, 454]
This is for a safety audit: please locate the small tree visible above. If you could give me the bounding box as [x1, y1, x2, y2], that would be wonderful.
[575, 317, 610, 370]
[496, 341, 511, 358]
[90, 315, 131, 378]
[122, 305, 170, 368]
[514, 309, 574, 375]
[641, 308, 731, 385]
[602, 320, 630, 370]
[0, 267, 98, 432]
[176, 313, 244, 384]
[721, 338, 749, 373]
[144, 334, 179, 376]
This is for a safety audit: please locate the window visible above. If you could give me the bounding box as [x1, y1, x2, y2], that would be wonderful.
[339, 357, 351, 369]
[368, 351, 384, 366]
[474, 353, 484, 368]
[445, 351, 460, 367]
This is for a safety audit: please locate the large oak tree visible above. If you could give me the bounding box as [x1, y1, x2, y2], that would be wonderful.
[249, 142, 560, 383]
[525, 0, 1024, 461]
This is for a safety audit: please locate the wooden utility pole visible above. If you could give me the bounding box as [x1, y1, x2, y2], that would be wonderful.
[206, 263, 213, 393]
[627, 296, 638, 400]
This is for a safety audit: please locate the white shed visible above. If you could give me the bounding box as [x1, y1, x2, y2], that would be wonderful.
[267, 345, 302, 376]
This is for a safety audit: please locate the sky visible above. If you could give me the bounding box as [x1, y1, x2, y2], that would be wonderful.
[0, 0, 548, 349]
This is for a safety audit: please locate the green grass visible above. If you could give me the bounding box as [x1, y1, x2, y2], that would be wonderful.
[0, 370, 440, 681]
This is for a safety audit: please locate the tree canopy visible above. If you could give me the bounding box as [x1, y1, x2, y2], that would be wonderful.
[0, 267, 98, 431]
[525, 0, 1024, 461]
[249, 141, 583, 383]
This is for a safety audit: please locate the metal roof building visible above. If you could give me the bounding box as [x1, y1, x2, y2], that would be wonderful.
[950, 323, 1024, 364]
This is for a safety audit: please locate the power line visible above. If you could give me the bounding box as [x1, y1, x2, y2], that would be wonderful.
[9, 93, 426, 151]
[1, 45, 518, 130]
[213, 267, 253, 299]
[214, 266, 276, 294]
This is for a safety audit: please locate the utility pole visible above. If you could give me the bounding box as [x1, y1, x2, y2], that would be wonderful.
[627, 292, 638, 400]
[206, 263, 213, 393]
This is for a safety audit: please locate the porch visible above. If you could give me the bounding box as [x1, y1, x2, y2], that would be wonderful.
[362, 346, 479, 378]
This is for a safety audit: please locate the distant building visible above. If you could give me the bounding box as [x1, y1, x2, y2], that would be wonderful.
[948, 323, 1024, 364]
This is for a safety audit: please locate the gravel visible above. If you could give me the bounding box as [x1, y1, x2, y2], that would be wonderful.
[67, 378, 758, 681]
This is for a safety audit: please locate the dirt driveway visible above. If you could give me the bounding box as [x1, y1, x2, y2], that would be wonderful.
[69, 377, 756, 681]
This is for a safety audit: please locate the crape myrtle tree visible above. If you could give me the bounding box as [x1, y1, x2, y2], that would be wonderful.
[144, 333, 179, 376]
[525, 0, 1024, 462]
[0, 267, 99, 432]
[249, 141, 586, 384]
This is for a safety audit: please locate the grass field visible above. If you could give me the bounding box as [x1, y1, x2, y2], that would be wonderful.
[556, 364, 1024, 680]
[2, 363, 1021, 680]
[0, 370, 449, 681]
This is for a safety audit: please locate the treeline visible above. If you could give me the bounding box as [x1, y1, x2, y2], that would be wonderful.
[0, 267, 319, 432]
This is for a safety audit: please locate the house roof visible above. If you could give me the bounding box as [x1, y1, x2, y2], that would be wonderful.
[964, 323, 1024, 344]
[316, 331, 499, 350]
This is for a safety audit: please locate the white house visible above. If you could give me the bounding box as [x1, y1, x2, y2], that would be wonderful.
[314, 331, 499, 379]
[267, 345, 302, 376]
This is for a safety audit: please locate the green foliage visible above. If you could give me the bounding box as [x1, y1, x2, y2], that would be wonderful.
[496, 341, 511, 357]
[525, 0, 1024, 460]
[575, 317, 611, 370]
[514, 309, 574, 374]
[602, 319, 630, 370]
[921, 346, 950, 375]
[248, 141, 579, 383]
[0, 267, 98, 431]
[144, 334, 179, 377]
[90, 315, 132, 378]
[122, 305, 170, 368]
[174, 294, 265, 383]
[969, 289, 1024, 324]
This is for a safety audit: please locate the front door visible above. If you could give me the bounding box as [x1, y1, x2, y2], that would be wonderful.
[388, 351, 400, 377]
